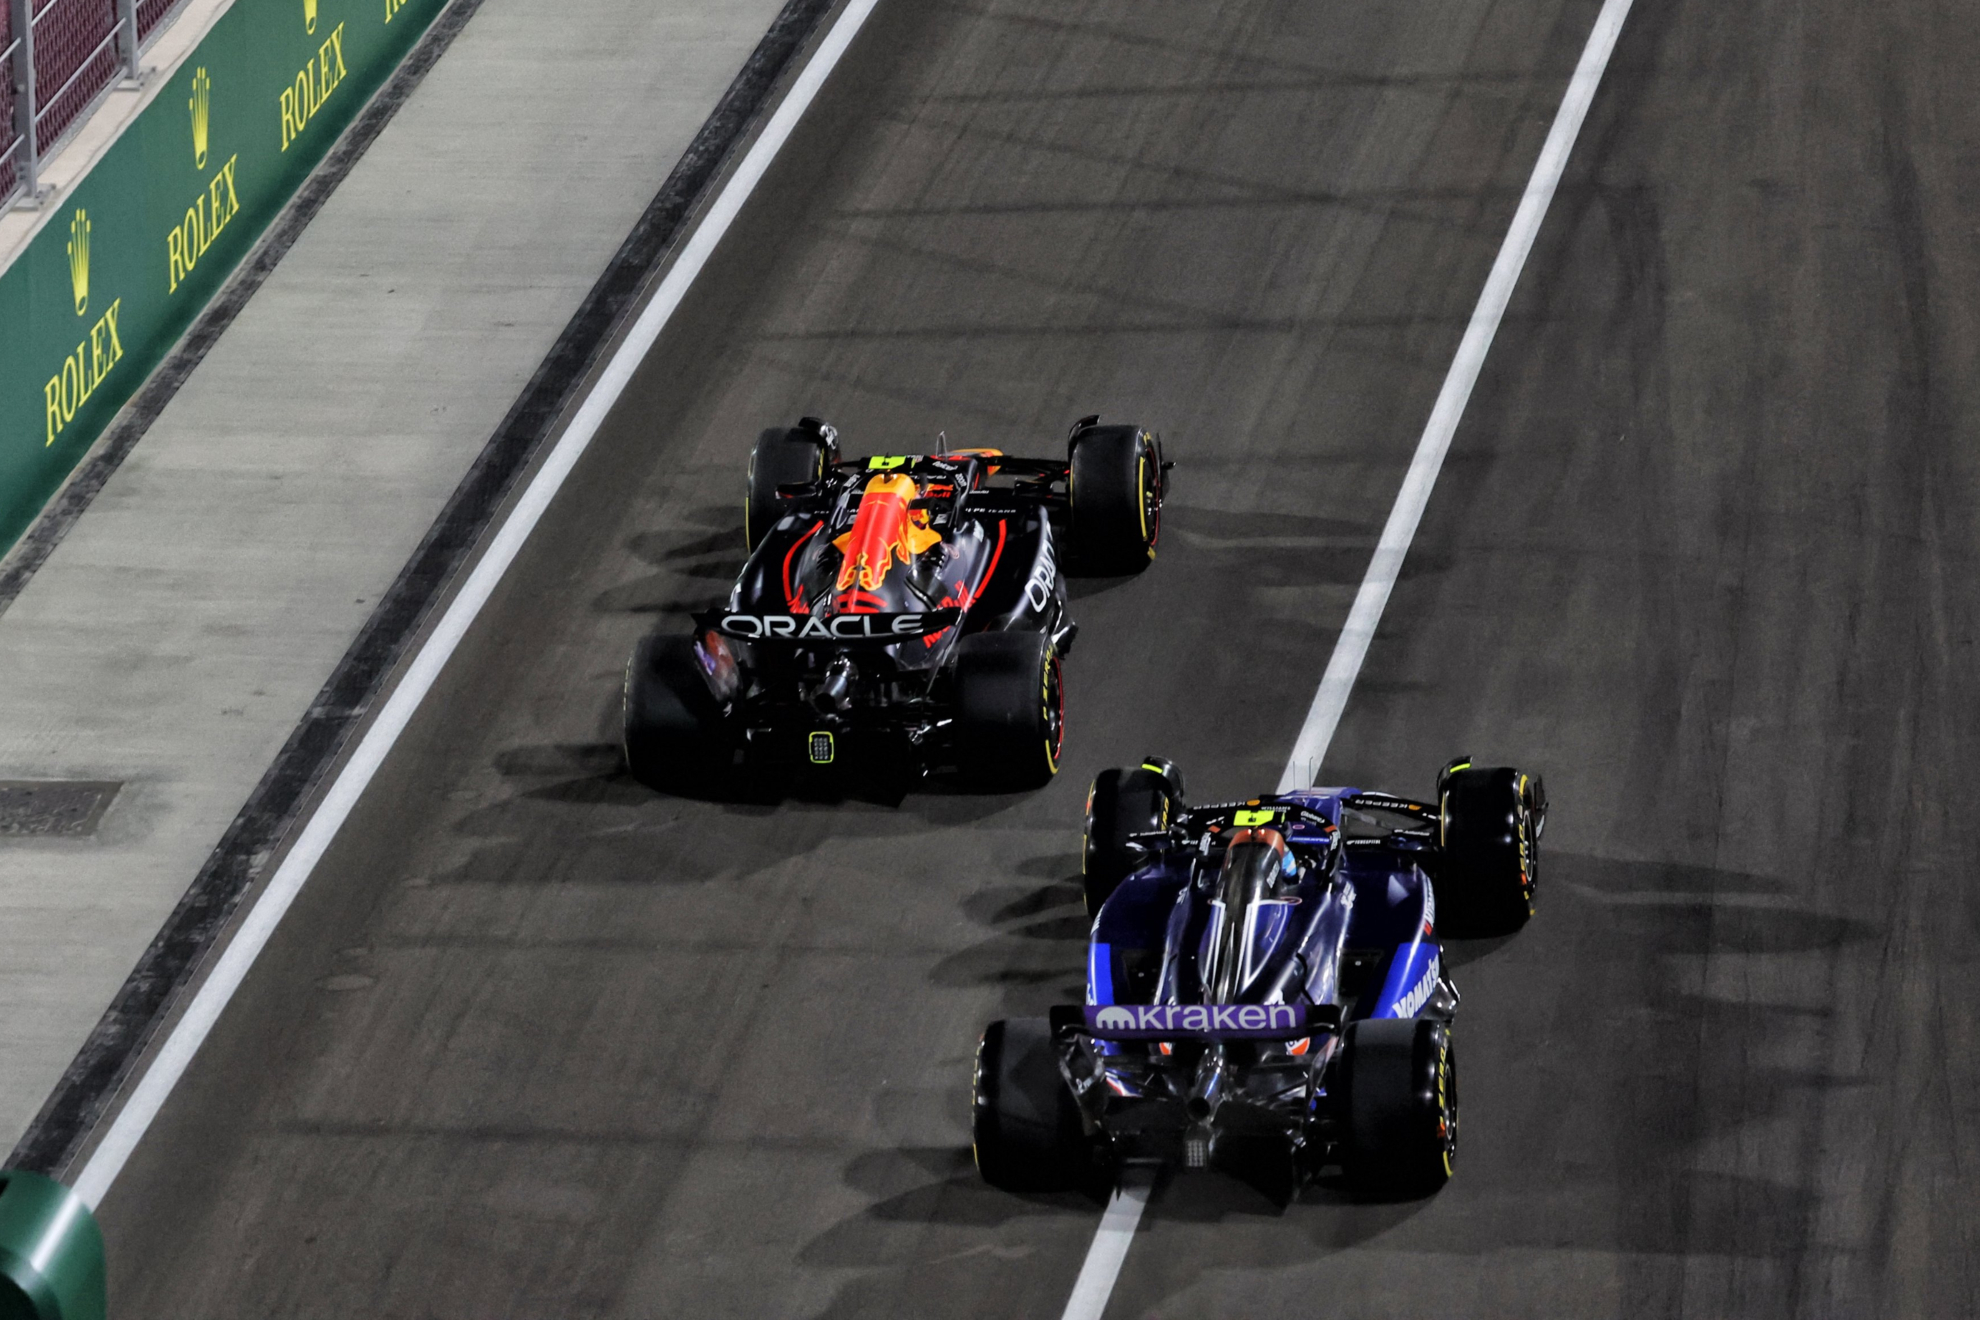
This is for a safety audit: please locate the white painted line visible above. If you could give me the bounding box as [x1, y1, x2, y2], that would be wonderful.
[1058, 1168, 1155, 1320]
[1276, 0, 1639, 793]
[1058, 0, 1637, 1315]
[69, 0, 883, 1211]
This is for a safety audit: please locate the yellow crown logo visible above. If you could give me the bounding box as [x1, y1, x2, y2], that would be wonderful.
[189, 67, 211, 170]
[67, 209, 90, 317]
[304, 0, 317, 33]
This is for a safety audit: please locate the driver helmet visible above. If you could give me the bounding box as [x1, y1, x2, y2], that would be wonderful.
[1218, 827, 1297, 905]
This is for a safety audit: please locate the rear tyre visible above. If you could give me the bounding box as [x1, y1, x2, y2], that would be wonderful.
[1136, 754, 1186, 803]
[1083, 762, 1182, 915]
[1437, 764, 1544, 937]
[1337, 1018, 1457, 1201]
[973, 1018, 1089, 1192]
[953, 631, 1063, 789]
[623, 635, 735, 792]
[1068, 423, 1163, 574]
[746, 426, 829, 552]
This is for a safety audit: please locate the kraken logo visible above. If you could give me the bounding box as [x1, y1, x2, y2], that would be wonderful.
[304, 0, 317, 32]
[66, 209, 90, 316]
[1095, 1006, 1135, 1030]
[189, 67, 211, 169]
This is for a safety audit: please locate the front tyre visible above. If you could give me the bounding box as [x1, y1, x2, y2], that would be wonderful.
[972, 1019, 1089, 1193]
[953, 631, 1063, 789]
[623, 635, 735, 792]
[1083, 762, 1182, 915]
[1068, 423, 1164, 574]
[746, 426, 829, 552]
[1337, 1017, 1458, 1201]
[1436, 763, 1545, 937]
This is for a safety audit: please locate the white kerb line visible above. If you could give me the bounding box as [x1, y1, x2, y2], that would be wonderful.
[1057, 0, 1637, 1314]
[70, 0, 885, 1211]
[1059, 1168, 1154, 1320]
[1276, 0, 1639, 795]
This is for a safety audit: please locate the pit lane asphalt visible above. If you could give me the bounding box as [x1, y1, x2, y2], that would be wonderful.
[94, 0, 1980, 1315]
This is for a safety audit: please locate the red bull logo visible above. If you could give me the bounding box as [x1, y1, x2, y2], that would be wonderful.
[833, 473, 941, 598]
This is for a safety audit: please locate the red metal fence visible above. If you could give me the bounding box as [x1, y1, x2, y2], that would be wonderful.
[2, 0, 186, 205]
[1, 6, 17, 200]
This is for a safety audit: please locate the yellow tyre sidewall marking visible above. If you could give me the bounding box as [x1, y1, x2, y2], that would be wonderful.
[1437, 1035, 1455, 1176]
[1041, 650, 1061, 775]
[1138, 434, 1160, 560]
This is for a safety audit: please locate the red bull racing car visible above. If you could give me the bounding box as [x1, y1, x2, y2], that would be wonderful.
[624, 415, 1167, 790]
[973, 757, 1545, 1200]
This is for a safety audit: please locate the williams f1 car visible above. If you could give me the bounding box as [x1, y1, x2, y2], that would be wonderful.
[624, 415, 1167, 790]
[972, 757, 1546, 1200]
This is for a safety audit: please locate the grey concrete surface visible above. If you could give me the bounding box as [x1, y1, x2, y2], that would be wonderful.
[86, 0, 1980, 1315]
[0, 0, 787, 1147]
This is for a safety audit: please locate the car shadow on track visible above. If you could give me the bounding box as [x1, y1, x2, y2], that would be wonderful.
[792, 861, 1110, 1316]
[433, 731, 1054, 892]
[935, 861, 1089, 1020]
[624, 763, 1050, 814]
[1440, 932, 1518, 970]
[484, 739, 901, 811]
[797, 1145, 1113, 1320]
[594, 509, 750, 614]
[1151, 1164, 1427, 1236]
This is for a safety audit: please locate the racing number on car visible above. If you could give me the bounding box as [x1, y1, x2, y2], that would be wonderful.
[1232, 808, 1282, 827]
[867, 455, 909, 470]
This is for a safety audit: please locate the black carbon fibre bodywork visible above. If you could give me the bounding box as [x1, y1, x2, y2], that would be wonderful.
[641, 419, 1163, 779]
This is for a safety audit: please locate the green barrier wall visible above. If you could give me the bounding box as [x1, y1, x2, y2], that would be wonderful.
[0, 0, 447, 553]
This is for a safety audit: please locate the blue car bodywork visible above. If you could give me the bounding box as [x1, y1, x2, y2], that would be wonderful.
[1056, 787, 1460, 1171]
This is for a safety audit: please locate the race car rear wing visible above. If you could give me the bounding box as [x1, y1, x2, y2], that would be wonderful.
[818, 454, 1068, 476]
[694, 608, 960, 643]
[773, 454, 1071, 512]
[1051, 1002, 1342, 1041]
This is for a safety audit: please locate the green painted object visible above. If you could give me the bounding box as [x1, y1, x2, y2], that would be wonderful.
[0, 1171, 105, 1320]
[0, 0, 449, 555]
